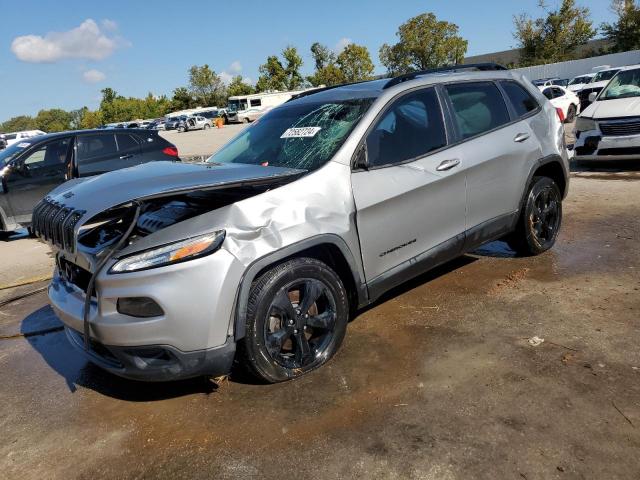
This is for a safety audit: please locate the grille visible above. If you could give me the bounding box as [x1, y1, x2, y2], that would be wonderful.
[600, 118, 640, 136]
[32, 198, 85, 252]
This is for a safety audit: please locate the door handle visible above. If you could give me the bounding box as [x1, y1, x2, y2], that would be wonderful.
[436, 158, 460, 171]
[514, 133, 530, 143]
[119, 154, 133, 160]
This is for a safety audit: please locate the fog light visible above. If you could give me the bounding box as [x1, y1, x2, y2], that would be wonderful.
[117, 297, 164, 318]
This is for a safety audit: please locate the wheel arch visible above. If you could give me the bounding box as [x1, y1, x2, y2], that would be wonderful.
[232, 235, 367, 340]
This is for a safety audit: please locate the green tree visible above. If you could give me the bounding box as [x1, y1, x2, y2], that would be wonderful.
[380, 13, 468, 75]
[188, 64, 227, 107]
[171, 87, 195, 111]
[307, 43, 344, 87]
[0, 115, 37, 132]
[80, 110, 104, 129]
[513, 0, 596, 66]
[336, 43, 375, 82]
[256, 55, 288, 92]
[34, 109, 73, 132]
[282, 45, 304, 90]
[69, 107, 88, 130]
[602, 0, 640, 52]
[227, 76, 255, 97]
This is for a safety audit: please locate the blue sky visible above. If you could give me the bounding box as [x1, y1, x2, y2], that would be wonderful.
[0, 0, 615, 121]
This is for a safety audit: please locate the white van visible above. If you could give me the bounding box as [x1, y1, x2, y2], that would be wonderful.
[4, 130, 46, 147]
[225, 88, 321, 123]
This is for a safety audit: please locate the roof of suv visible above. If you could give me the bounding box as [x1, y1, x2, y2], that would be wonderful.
[291, 66, 519, 105]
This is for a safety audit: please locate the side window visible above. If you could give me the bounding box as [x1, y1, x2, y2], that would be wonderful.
[250, 99, 262, 107]
[366, 88, 446, 167]
[542, 88, 554, 100]
[76, 134, 117, 162]
[22, 138, 70, 169]
[116, 134, 140, 153]
[500, 81, 539, 117]
[552, 87, 564, 98]
[445, 82, 511, 139]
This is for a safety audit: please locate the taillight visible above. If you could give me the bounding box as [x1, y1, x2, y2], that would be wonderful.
[162, 146, 179, 157]
[556, 108, 565, 122]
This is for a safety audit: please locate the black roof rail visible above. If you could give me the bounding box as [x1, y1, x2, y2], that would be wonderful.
[382, 63, 508, 90]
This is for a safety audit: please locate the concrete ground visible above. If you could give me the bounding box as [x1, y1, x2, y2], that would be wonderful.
[160, 123, 247, 159]
[1, 146, 639, 478]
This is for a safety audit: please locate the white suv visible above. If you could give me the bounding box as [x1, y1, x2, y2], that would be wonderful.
[574, 65, 640, 160]
[35, 64, 569, 383]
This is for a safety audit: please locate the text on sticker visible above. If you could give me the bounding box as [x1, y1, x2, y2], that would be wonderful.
[281, 127, 322, 139]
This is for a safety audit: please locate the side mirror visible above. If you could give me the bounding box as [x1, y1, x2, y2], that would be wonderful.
[588, 92, 598, 103]
[353, 144, 368, 170]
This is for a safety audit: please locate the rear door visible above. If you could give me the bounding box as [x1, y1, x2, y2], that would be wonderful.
[442, 81, 542, 233]
[351, 86, 467, 283]
[115, 132, 143, 166]
[75, 133, 119, 176]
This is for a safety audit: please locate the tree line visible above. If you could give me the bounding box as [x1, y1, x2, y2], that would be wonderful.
[2, 0, 638, 133]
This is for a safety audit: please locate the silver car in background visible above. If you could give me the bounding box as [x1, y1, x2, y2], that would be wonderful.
[35, 64, 569, 383]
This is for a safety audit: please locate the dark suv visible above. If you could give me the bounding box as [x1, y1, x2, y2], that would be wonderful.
[0, 129, 180, 231]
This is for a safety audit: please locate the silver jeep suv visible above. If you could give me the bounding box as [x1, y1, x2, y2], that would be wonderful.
[35, 64, 569, 382]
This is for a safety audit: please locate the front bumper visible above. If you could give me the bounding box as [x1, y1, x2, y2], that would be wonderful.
[574, 129, 640, 160]
[48, 248, 244, 380]
[65, 327, 235, 381]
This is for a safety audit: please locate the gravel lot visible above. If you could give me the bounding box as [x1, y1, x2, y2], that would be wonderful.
[1, 129, 639, 479]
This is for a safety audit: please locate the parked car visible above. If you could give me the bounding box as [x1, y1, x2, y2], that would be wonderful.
[179, 115, 212, 132]
[164, 116, 187, 131]
[0, 129, 180, 231]
[35, 64, 568, 383]
[578, 67, 622, 110]
[146, 120, 166, 130]
[0, 134, 6, 150]
[574, 65, 640, 161]
[4, 130, 46, 147]
[539, 85, 580, 122]
[567, 73, 595, 92]
[532, 77, 567, 88]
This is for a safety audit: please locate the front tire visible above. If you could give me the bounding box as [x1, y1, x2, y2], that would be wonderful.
[241, 258, 349, 383]
[565, 104, 577, 123]
[506, 176, 562, 256]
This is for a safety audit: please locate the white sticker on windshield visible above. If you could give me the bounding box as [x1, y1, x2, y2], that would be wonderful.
[281, 127, 322, 139]
[17, 142, 31, 148]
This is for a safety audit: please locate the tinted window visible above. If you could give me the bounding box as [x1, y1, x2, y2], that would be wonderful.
[250, 99, 262, 107]
[22, 138, 70, 168]
[552, 87, 565, 98]
[501, 81, 538, 117]
[76, 134, 117, 161]
[446, 82, 510, 139]
[542, 88, 554, 100]
[366, 88, 446, 167]
[116, 134, 139, 152]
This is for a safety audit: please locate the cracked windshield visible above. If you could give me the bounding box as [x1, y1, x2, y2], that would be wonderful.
[208, 98, 374, 170]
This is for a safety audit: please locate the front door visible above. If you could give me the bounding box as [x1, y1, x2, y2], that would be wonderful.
[5, 137, 71, 222]
[351, 87, 466, 286]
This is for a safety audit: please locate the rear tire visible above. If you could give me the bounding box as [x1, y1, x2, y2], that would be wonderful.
[240, 257, 349, 383]
[204, 124, 210, 130]
[506, 176, 562, 256]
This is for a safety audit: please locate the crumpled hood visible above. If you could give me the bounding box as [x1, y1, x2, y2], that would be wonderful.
[47, 161, 304, 219]
[582, 97, 640, 119]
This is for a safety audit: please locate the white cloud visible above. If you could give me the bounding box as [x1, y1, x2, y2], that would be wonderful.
[82, 69, 106, 83]
[11, 19, 127, 63]
[220, 71, 233, 84]
[101, 19, 118, 31]
[229, 61, 242, 73]
[335, 37, 353, 53]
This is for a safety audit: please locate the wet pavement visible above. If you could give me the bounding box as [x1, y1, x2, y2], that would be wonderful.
[1, 163, 639, 479]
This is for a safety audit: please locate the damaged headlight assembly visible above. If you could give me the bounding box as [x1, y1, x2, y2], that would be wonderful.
[575, 117, 597, 132]
[109, 230, 226, 273]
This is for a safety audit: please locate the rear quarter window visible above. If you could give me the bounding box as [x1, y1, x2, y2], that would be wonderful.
[500, 81, 539, 118]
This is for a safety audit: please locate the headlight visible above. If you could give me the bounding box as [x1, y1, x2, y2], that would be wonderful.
[575, 116, 597, 132]
[110, 230, 225, 273]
